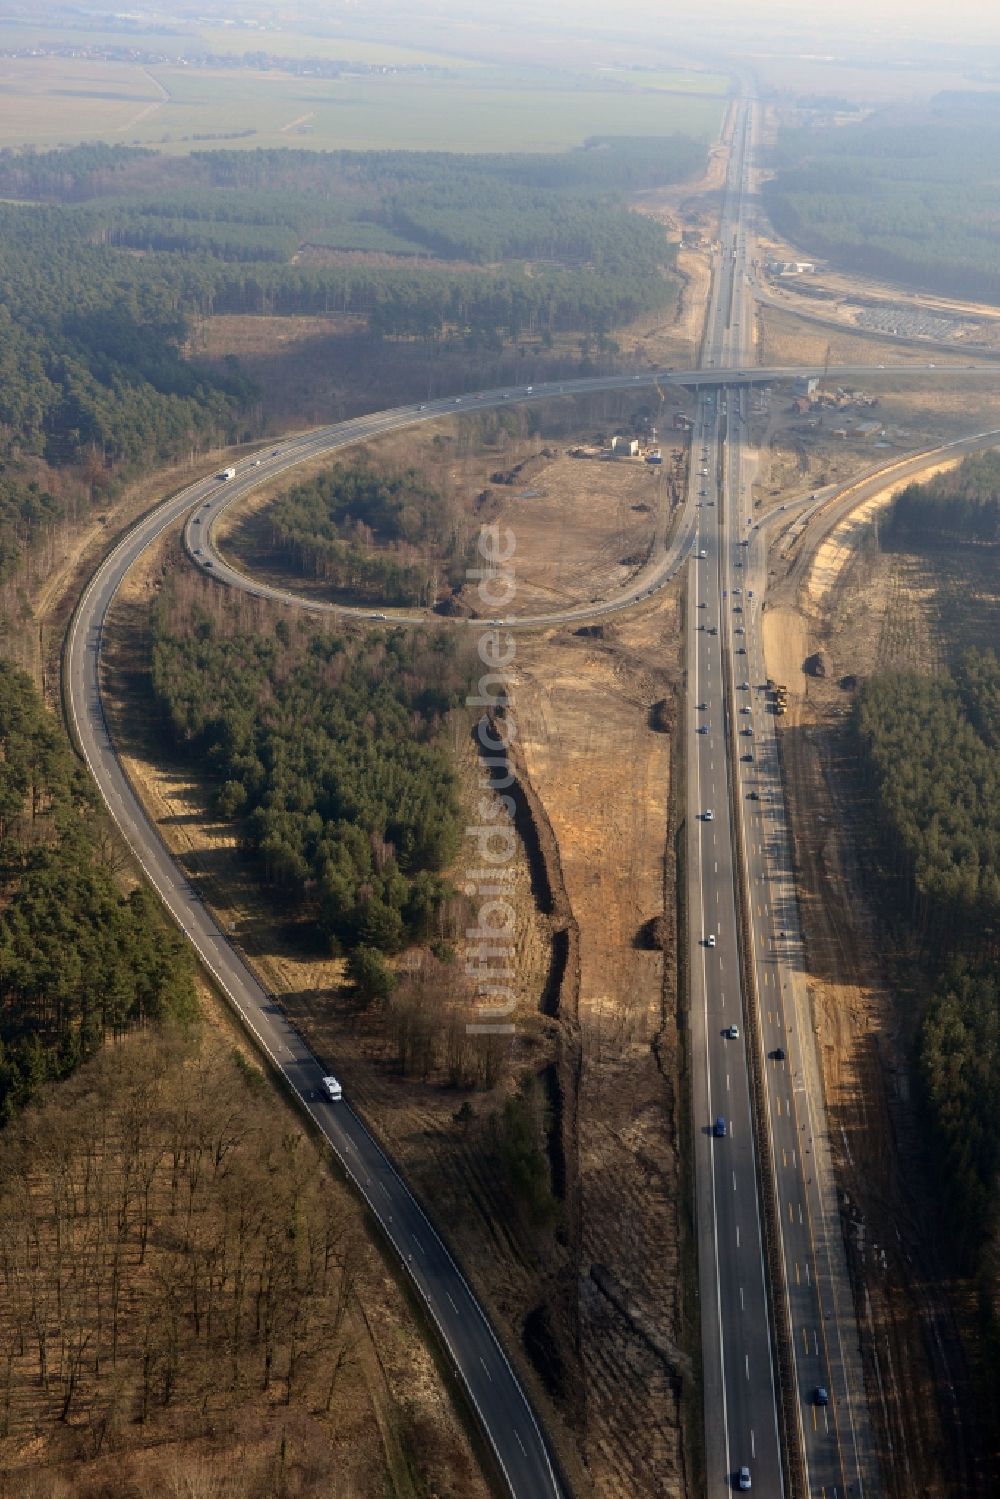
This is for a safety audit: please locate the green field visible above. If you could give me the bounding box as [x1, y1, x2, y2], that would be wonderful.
[0, 53, 725, 154]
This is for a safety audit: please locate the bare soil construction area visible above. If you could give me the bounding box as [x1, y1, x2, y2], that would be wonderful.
[760, 435, 1000, 1498]
[756, 304, 976, 373]
[218, 396, 692, 619]
[513, 595, 691, 1499]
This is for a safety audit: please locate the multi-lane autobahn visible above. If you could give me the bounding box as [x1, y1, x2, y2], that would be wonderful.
[62, 96, 1000, 1499]
[688, 96, 881, 1498]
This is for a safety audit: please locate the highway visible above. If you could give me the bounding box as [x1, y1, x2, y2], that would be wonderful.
[61, 104, 1000, 1499]
[693, 98, 879, 1499]
[65, 507, 566, 1499]
[685, 98, 788, 1498]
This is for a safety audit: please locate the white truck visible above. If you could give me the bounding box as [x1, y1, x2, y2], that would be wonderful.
[216, 466, 236, 481]
[322, 1076, 343, 1102]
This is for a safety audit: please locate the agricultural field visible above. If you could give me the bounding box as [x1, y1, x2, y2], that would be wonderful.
[0, 58, 165, 147]
[0, 52, 726, 152]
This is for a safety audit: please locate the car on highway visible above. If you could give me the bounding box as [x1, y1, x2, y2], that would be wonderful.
[741, 752, 753, 762]
[736, 646, 746, 655]
[724, 1024, 740, 1040]
[814, 1386, 829, 1406]
[734, 626, 745, 635]
[697, 725, 710, 735]
[772, 1046, 786, 1062]
[738, 1466, 752, 1491]
[322, 1076, 343, 1102]
[738, 680, 749, 690]
[697, 702, 707, 711]
[714, 1116, 727, 1138]
[747, 790, 759, 801]
[204, 559, 214, 568]
[698, 600, 707, 609]
[706, 934, 716, 948]
[740, 726, 753, 736]
[703, 809, 714, 820]
[734, 559, 743, 568]
[369, 612, 388, 621]
[739, 706, 751, 714]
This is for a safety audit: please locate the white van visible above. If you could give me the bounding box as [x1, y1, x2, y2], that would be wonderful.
[322, 1076, 343, 1102]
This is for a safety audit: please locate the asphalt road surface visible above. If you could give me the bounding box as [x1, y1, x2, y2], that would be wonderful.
[685, 98, 788, 1499]
[62, 105, 1000, 1499]
[65, 510, 565, 1499]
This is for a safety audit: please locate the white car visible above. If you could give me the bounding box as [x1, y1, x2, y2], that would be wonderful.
[322, 1076, 343, 1102]
[704, 809, 714, 821]
[706, 934, 717, 948]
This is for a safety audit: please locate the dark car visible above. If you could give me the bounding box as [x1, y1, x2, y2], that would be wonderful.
[772, 1046, 786, 1062]
[714, 1116, 727, 1138]
[814, 1387, 829, 1406]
